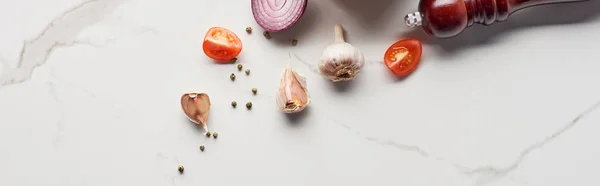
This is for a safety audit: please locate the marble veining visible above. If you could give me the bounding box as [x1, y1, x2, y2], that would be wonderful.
[0, 0, 127, 86]
[325, 98, 600, 185]
[1, 0, 600, 186]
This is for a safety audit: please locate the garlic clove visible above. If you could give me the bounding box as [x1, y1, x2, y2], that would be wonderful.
[181, 92, 211, 132]
[318, 24, 365, 82]
[276, 64, 310, 113]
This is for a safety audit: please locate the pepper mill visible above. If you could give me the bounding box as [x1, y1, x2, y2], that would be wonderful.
[404, 0, 588, 38]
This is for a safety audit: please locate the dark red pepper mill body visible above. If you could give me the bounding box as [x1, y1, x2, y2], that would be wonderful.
[404, 0, 588, 38]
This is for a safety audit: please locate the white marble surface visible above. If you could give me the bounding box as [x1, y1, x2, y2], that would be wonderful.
[1, 0, 600, 185]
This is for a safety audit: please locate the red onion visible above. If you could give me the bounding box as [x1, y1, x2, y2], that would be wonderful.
[251, 0, 308, 32]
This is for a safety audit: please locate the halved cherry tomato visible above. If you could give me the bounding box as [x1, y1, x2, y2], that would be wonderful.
[383, 38, 422, 76]
[202, 27, 242, 62]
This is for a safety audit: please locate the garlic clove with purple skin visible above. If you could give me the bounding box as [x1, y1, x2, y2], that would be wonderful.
[181, 92, 211, 132]
[318, 24, 365, 82]
[276, 64, 310, 113]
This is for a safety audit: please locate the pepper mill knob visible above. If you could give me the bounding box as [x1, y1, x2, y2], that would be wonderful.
[404, 12, 424, 28]
[405, 0, 468, 39]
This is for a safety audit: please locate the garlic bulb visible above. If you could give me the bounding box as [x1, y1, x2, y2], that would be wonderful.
[181, 92, 211, 132]
[318, 24, 365, 82]
[276, 64, 310, 113]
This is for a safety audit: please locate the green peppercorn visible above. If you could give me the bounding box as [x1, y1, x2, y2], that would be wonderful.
[237, 64, 243, 71]
[292, 39, 298, 46]
[245, 69, 250, 75]
[230, 73, 236, 81]
[245, 26, 252, 33]
[199, 145, 205, 151]
[212, 132, 218, 138]
[231, 58, 237, 63]
[252, 88, 257, 95]
[263, 31, 271, 39]
[231, 101, 237, 107]
[205, 132, 211, 137]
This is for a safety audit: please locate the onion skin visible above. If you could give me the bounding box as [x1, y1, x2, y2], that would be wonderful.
[251, 0, 308, 32]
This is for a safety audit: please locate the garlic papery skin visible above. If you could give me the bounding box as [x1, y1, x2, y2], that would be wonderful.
[318, 24, 365, 82]
[181, 92, 211, 132]
[276, 64, 310, 113]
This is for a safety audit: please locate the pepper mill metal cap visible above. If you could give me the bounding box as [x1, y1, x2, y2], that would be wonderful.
[404, 12, 423, 28]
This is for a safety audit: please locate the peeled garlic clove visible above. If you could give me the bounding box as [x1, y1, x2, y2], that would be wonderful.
[276, 64, 310, 113]
[318, 24, 365, 82]
[181, 92, 211, 131]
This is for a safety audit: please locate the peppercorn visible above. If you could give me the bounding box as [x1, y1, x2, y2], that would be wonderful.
[245, 26, 252, 33]
[199, 145, 205, 151]
[212, 132, 218, 138]
[292, 39, 298, 46]
[178, 165, 184, 173]
[263, 31, 271, 39]
[246, 102, 252, 109]
[231, 101, 237, 108]
[252, 88, 257, 95]
[237, 64, 243, 71]
[230, 73, 236, 81]
[245, 69, 250, 75]
[205, 132, 211, 137]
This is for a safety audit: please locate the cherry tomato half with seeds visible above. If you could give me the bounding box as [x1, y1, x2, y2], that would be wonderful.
[203, 27, 242, 62]
[383, 38, 422, 76]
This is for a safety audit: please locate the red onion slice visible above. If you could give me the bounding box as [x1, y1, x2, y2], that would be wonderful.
[251, 0, 308, 32]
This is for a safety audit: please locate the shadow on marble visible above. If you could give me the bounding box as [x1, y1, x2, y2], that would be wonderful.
[331, 0, 402, 31]
[385, 69, 410, 83]
[328, 78, 358, 93]
[270, 0, 320, 45]
[399, 0, 600, 55]
[284, 106, 311, 125]
[181, 117, 209, 134]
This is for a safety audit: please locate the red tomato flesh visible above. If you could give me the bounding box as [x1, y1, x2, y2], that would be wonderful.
[203, 27, 242, 62]
[384, 38, 422, 76]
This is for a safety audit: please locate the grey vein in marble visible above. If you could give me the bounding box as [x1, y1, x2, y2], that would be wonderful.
[46, 66, 125, 149]
[464, 100, 600, 185]
[333, 99, 600, 185]
[47, 81, 66, 149]
[336, 121, 470, 171]
[0, 0, 127, 86]
[155, 152, 180, 186]
[291, 53, 319, 73]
